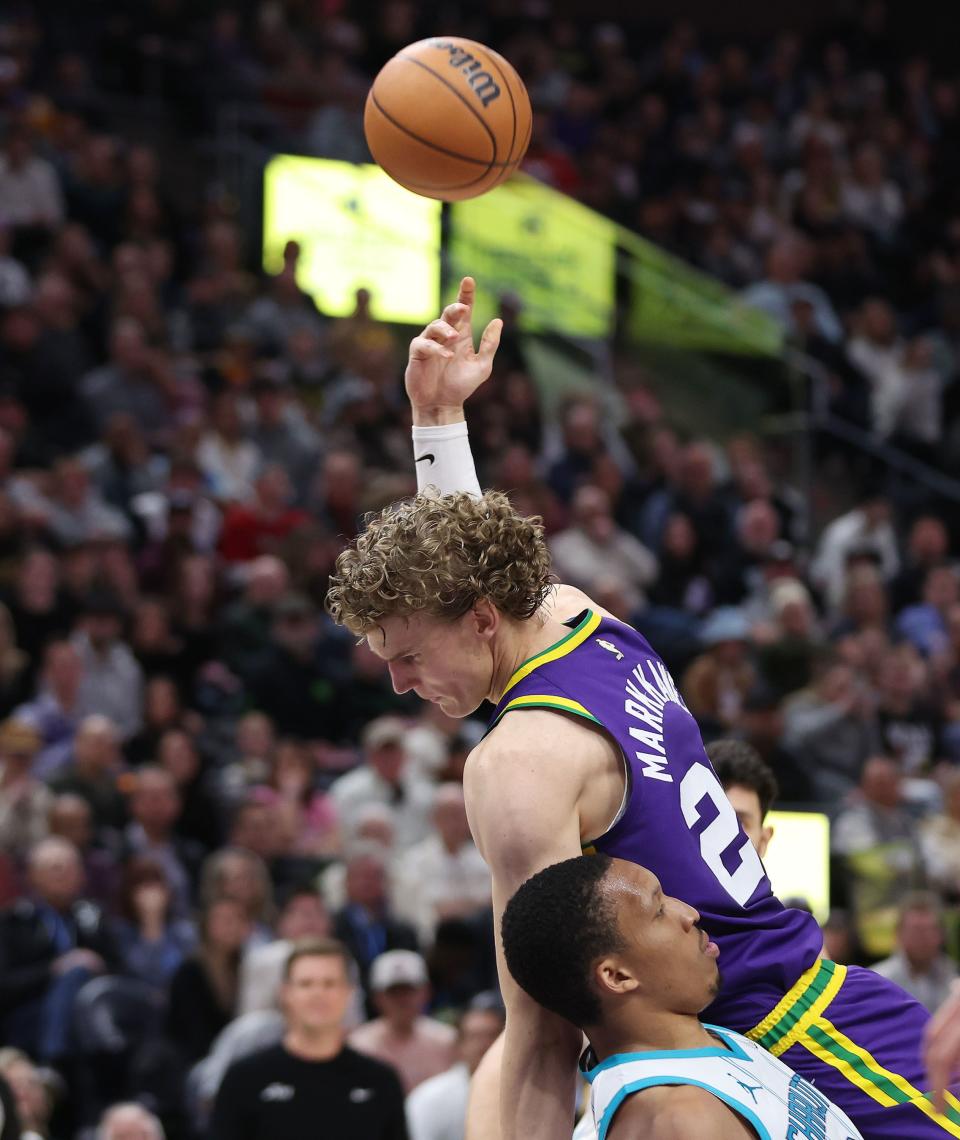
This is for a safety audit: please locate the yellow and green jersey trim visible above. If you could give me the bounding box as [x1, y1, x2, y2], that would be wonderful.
[748, 959, 960, 1136]
[487, 610, 603, 733]
[488, 692, 602, 732]
[499, 609, 603, 700]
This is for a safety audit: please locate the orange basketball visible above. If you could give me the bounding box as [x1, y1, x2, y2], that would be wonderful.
[364, 37, 532, 202]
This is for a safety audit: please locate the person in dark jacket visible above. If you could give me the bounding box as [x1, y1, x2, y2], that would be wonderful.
[0, 836, 119, 1061]
[332, 845, 418, 1011]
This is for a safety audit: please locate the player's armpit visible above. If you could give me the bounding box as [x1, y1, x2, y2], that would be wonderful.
[608, 1085, 755, 1140]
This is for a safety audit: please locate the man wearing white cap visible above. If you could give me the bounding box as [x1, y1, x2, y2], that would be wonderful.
[330, 718, 433, 850]
[349, 950, 456, 1093]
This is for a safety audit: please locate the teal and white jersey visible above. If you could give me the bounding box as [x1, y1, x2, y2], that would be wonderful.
[581, 1025, 864, 1140]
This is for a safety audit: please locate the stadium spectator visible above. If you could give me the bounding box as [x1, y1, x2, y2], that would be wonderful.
[218, 466, 309, 565]
[210, 939, 408, 1140]
[707, 738, 778, 858]
[921, 770, 960, 901]
[394, 784, 491, 948]
[15, 640, 86, 779]
[122, 766, 204, 919]
[872, 892, 957, 1012]
[0, 1050, 46, 1140]
[890, 516, 951, 611]
[0, 837, 118, 1061]
[199, 847, 275, 940]
[165, 896, 252, 1067]
[238, 886, 332, 1016]
[405, 995, 505, 1140]
[333, 845, 419, 997]
[681, 607, 756, 737]
[833, 756, 927, 959]
[331, 717, 433, 850]
[781, 655, 879, 802]
[247, 592, 342, 743]
[112, 856, 196, 991]
[549, 484, 658, 612]
[49, 714, 126, 834]
[0, 717, 51, 860]
[97, 1102, 165, 1140]
[741, 234, 843, 343]
[349, 950, 456, 1093]
[811, 494, 900, 612]
[72, 592, 143, 739]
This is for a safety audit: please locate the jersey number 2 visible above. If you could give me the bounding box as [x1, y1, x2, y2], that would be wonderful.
[680, 762, 766, 906]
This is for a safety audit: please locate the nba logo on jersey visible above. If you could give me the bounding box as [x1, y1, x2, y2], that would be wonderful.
[595, 638, 623, 661]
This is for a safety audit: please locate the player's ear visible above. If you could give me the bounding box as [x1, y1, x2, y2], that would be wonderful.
[595, 957, 640, 997]
[758, 825, 774, 859]
[471, 597, 500, 640]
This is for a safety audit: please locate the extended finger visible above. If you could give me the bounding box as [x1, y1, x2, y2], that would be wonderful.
[409, 335, 453, 361]
[477, 317, 503, 364]
[457, 276, 476, 309]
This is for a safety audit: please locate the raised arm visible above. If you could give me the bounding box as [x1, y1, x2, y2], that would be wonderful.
[464, 710, 599, 1140]
[404, 281, 614, 626]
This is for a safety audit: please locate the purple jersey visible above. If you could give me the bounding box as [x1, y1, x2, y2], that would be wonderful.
[488, 609, 824, 1032]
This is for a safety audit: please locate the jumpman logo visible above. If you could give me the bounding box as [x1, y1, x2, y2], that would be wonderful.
[729, 1075, 762, 1104]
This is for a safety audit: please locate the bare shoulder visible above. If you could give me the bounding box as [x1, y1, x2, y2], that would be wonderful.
[550, 583, 616, 622]
[466, 708, 610, 791]
[463, 709, 619, 871]
[608, 1085, 756, 1140]
[462, 711, 603, 870]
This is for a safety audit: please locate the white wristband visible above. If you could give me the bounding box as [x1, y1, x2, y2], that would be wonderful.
[412, 421, 482, 498]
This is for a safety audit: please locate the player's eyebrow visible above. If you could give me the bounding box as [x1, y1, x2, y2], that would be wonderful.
[650, 884, 663, 910]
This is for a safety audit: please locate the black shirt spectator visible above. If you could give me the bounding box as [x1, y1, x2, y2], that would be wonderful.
[211, 938, 407, 1140]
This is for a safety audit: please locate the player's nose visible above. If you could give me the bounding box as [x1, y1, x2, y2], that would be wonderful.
[675, 898, 700, 928]
[387, 662, 413, 694]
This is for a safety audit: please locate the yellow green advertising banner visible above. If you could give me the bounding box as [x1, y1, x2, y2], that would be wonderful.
[447, 176, 617, 339]
[621, 228, 784, 357]
[261, 157, 783, 357]
[262, 155, 441, 324]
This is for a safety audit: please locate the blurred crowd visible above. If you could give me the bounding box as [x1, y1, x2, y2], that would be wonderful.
[0, 0, 960, 1137]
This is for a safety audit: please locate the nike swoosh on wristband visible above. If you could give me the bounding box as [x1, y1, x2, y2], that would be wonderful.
[415, 453, 436, 464]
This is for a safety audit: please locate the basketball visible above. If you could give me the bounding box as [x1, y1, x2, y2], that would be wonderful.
[364, 37, 532, 202]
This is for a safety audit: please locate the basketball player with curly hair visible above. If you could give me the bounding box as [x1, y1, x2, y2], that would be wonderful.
[327, 279, 958, 1140]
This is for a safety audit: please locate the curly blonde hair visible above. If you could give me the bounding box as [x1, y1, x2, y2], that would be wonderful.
[326, 491, 553, 634]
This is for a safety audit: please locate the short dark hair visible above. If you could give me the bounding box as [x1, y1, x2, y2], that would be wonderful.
[707, 739, 779, 819]
[283, 937, 354, 982]
[898, 890, 943, 926]
[501, 855, 623, 1028]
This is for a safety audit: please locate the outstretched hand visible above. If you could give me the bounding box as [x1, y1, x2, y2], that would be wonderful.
[405, 277, 503, 425]
[924, 980, 960, 1113]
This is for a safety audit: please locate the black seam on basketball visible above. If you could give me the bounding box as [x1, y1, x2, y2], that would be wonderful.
[397, 155, 521, 189]
[369, 91, 516, 170]
[480, 48, 517, 165]
[395, 53, 498, 164]
[380, 157, 503, 190]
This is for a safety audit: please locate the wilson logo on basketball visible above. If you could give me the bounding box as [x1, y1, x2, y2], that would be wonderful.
[430, 40, 501, 107]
